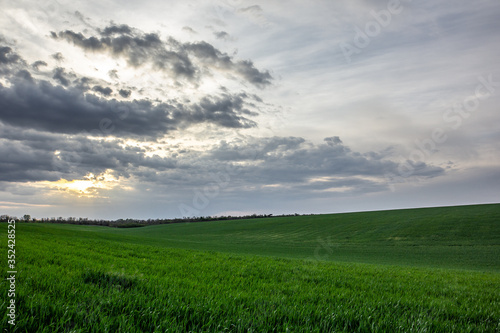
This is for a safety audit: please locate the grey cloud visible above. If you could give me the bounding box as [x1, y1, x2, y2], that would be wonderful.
[32, 60, 48, 70]
[119, 89, 131, 98]
[15, 70, 34, 83]
[0, 46, 21, 64]
[108, 69, 119, 80]
[119, 135, 446, 200]
[214, 31, 231, 41]
[363, 146, 396, 161]
[74, 10, 93, 28]
[52, 67, 71, 86]
[234, 60, 272, 87]
[52, 30, 103, 51]
[205, 136, 444, 186]
[194, 94, 256, 128]
[0, 115, 446, 200]
[54, 29, 195, 80]
[183, 41, 230, 62]
[238, 5, 263, 14]
[183, 41, 272, 87]
[182, 26, 197, 34]
[0, 140, 63, 182]
[50, 68, 98, 92]
[74, 11, 86, 21]
[0, 46, 25, 76]
[0, 126, 69, 182]
[53, 24, 272, 87]
[324, 136, 342, 145]
[237, 4, 268, 25]
[100, 24, 133, 36]
[92, 85, 113, 96]
[208, 136, 305, 161]
[72, 76, 93, 91]
[0, 122, 176, 183]
[0, 77, 258, 138]
[51, 52, 64, 62]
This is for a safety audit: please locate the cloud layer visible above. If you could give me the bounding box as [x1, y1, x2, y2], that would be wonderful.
[53, 24, 272, 88]
[0, 78, 258, 137]
[1, 0, 498, 219]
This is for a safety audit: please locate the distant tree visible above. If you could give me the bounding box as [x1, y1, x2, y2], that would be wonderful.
[23, 214, 31, 221]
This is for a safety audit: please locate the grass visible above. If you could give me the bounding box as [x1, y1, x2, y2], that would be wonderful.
[16, 203, 500, 270]
[1, 203, 499, 331]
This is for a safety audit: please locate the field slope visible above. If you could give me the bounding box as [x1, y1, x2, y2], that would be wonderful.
[18, 203, 500, 271]
[1, 203, 499, 332]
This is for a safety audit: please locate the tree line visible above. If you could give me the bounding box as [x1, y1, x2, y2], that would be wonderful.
[0, 213, 304, 228]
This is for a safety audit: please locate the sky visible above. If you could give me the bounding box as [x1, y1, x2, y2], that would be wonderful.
[0, 0, 499, 220]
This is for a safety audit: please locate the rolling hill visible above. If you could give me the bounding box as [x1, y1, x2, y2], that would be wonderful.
[21, 203, 500, 271]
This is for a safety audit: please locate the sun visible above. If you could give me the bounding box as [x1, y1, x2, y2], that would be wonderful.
[54, 179, 97, 195]
[40, 170, 119, 198]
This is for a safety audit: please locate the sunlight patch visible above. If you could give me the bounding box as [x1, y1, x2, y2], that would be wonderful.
[40, 170, 119, 198]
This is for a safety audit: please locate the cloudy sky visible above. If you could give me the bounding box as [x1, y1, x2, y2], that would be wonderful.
[1, 0, 499, 219]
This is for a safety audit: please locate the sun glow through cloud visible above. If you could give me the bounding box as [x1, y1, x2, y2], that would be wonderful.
[40, 170, 119, 198]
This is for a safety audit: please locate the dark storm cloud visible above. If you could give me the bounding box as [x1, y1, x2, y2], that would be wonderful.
[92, 85, 113, 96]
[0, 77, 258, 138]
[52, 24, 272, 87]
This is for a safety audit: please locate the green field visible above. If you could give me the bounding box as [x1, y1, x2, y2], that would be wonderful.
[1, 204, 500, 331]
